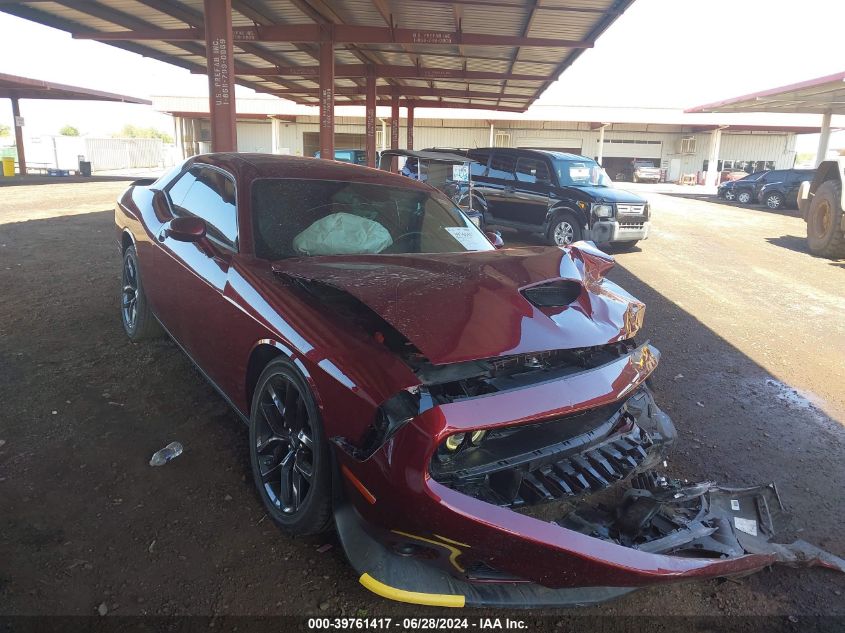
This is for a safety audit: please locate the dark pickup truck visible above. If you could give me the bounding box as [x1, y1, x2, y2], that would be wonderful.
[450, 147, 651, 247]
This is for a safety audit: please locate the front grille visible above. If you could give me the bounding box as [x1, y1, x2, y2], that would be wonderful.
[434, 420, 657, 508]
[619, 220, 645, 230]
[616, 204, 645, 216]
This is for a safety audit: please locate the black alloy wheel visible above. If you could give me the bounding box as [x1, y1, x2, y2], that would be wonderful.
[249, 357, 332, 535]
[121, 245, 160, 341]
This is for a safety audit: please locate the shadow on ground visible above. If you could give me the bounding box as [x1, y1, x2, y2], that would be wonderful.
[0, 211, 843, 626]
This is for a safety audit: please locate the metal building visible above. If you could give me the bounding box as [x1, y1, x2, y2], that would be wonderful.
[153, 96, 819, 182]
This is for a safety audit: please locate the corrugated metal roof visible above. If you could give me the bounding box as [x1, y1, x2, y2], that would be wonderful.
[1, 0, 635, 113]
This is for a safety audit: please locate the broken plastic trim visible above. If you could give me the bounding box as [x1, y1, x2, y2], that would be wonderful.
[339, 340, 651, 460]
[430, 388, 677, 508]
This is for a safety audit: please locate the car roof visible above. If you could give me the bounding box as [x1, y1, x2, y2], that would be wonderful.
[188, 152, 432, 191]
[469, 147, 589, 161]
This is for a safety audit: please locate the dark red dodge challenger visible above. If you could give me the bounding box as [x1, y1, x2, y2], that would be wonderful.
[116, 153, 843, 607]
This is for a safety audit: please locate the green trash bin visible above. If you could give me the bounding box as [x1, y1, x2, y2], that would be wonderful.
[2, 156, 15, 177]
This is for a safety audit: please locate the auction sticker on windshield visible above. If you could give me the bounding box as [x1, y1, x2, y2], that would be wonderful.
[445, 226, 492, 251]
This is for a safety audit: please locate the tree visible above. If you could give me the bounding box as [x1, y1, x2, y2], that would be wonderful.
[0, 124, 9, 137]
[114, 124, 173, 144]
[59, 125, 80, 136]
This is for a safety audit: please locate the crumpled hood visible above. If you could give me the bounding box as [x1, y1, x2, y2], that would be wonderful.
[272, 243, 645, 365]
[560, 185, 646, 205]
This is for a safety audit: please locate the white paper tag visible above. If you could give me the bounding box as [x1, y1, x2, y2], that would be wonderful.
[730, 499, 740, 511]
[734, 517, 758, 536]
[445, 226, 491, 251]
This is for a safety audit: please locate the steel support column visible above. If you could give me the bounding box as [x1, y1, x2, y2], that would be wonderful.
[596, 124, 607, 165]
[390, 95, 400, 170]
[704, 127, 723, 187]
[406, 104, 414, 151]
[365, 67, 376, 167]
[10, 96, 26, 175]
[319, 39, 334, 160]
[816, 110, 832, 167]
[203, 0, 237, 152]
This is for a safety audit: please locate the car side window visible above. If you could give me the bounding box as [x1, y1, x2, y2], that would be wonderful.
[488, 153, 516, 181]
[468, 150, 491, 177]
[168, 166, 238, 249]
[515, 157, 551, 184]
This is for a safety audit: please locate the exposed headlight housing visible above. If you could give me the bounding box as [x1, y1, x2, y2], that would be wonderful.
[437, 430, 486, 462]
[591, 203, 613, 218]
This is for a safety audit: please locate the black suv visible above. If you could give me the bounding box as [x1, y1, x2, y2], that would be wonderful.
[717, 171, 768, 203]
[457, 148, 650, 247]
[757, 169, 815, 209]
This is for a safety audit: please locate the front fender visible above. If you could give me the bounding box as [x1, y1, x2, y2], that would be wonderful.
[545, 204, 588, 234]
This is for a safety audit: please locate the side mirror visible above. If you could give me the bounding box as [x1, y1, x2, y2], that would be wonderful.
[165, 216, 207, 243]
[486, 230, 504, 249]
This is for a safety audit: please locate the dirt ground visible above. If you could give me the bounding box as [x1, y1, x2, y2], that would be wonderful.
[0, 181, 843, 627]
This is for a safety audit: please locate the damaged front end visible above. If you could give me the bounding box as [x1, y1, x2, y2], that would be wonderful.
[274, 245, 844, 607]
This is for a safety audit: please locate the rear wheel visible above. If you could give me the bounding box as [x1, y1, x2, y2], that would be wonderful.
[764, 191, 785, 209]
[121, 245, 161, 341]
[806, 180, 845, 259]
[546, 212, 582, 247]
[249, 357, 333, 535]
[737, 191, 753, 204]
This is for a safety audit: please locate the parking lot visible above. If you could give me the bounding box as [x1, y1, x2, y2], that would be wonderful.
[1, 180, 843, 622]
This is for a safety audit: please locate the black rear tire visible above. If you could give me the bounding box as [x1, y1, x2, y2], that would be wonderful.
[249, 357, 333, 535]
[806, 180, 845, 259]
[121, 245, 161, 341]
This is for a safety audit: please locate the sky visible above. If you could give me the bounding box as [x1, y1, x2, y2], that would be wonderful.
[0, 0, 842, 151]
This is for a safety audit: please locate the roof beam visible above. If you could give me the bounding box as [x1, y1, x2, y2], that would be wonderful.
[408, 0, 620, 13]
[132, 0, 313, 94]
[269, 86, 530, 100]
[73, 24, 592, 48]
[223, 63, 545, 81]
[331, 99, 526, 113]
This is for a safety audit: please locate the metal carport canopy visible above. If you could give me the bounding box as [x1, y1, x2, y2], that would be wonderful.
[0, 72, 152, 175]
[0, 0, 636, 166]
[686, 71, 845, 166]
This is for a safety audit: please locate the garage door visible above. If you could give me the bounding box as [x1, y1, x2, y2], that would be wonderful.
[517, 137, 582, 155]
[601, 140, 662, 159]
[236, 122, 272, 153]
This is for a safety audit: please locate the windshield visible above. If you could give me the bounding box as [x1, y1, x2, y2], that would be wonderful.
[554, 159, 613, 188]
[252, 179, 493, 259]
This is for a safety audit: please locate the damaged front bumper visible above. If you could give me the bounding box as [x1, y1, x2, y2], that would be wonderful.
[333, 343, 845, 608]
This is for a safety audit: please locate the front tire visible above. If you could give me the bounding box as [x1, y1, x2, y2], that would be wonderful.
[547, 212, 583, 247]
[806, 180, 845, 259]
[724, 189, 736, 201]
[121, 245, 161, 341]
[249, 357, 333, 535]
[737, 191, 753, 204]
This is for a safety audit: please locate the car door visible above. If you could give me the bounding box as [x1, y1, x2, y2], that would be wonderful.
[512, 156, 552, 226]
[755, 170, 785, 201]
[162, 164, 241, 391]
[786, 170, 814, 206]
[483, 152, 519, 224]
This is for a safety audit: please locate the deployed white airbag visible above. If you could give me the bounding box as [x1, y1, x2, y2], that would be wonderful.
[292, 212, 393, 256]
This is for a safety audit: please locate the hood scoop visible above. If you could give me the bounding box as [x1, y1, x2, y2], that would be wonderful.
[521, 280, 583, 308]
